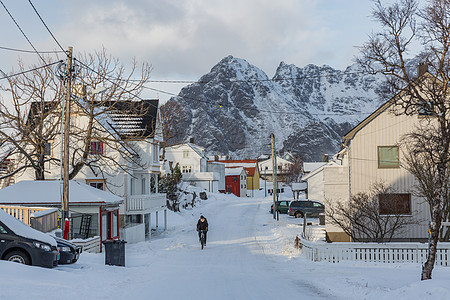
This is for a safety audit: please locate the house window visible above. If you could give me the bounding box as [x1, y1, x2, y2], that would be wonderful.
[43, 142, 52, 156]
[183, 150, 189, 158]
[378, 146, 399, 168]
[153, 143, 159, 163]
[86, 179, 105, 190]
[150, 175, 157, 193]
[182, 165, 192, 173]
[419, 100, 434, 116]
[141, 177, 147, 194]
[379, 193, 411, 215]
[278, 165, 282, 171]
[90, 141, 104, 155]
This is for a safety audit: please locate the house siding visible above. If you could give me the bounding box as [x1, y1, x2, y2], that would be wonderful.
[348, 109, 430, 240]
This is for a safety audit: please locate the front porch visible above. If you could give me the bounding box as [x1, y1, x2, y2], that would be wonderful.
[121, 193, 167, 243]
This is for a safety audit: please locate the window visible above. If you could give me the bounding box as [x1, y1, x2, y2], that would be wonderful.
[90, 141, 104, 155]
[150, 175, 157, 193]
[0, 223, 8, 234]
[379, 193, 411, 215]
[419, 100, 434, 116]
[141, 177, 147, 194]
[153, 143, 159, 163]
[378, 146, 399, 168]
[182, 165, 192, 173]
[183, 150, 189, 158]
[86, 179, 105, 190]
[43, 142, 52, 156]
[278, 165, 282, 171]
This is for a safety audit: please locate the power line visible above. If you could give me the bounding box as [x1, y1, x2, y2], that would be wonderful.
[0, 60, 62, 80]
[74, 58, 160, 111]
[75, 57, 372, 117]
[0, 45, 65, 54]
[0, 0, 47, 64]
[137, 69, 379, 85]
[27, 0, 66, 54]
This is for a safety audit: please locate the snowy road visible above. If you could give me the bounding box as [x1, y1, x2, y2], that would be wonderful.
[1, 192, 450, 299]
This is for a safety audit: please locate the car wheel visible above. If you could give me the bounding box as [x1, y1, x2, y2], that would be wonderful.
[295, 211, 304, 218]
[5, 250, 31, 265]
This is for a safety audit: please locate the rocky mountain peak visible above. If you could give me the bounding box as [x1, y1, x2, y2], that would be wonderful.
[164, 56, 386, 161]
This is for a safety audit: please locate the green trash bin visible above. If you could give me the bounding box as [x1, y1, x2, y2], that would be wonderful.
[103, 240, 127, 266]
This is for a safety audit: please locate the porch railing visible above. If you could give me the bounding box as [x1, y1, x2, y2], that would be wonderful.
[126, 193, 166, 213]
[0, 205, 50, 226]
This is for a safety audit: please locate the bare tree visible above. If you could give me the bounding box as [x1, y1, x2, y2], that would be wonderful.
[284, 155, 303, 185]
[158, 100, 185, 159]
[325, 183, 421, 243]
[357, 0, 450, 280]
[0, 48, 156, 192]
[67, 49, 154, 184]
[0, 56, 62, 180]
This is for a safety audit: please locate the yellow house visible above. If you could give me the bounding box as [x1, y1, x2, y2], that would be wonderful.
[304, 72, 436, 242]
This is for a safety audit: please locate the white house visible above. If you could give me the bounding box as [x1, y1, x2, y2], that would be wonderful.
[163, 142, 224, 193]
[4, 99, 167, 243]
[259, 155, 293, 181]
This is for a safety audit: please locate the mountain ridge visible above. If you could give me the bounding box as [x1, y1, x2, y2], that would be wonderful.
[163, 55, 385, 161]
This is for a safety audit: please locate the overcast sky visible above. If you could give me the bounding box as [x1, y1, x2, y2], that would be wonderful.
[0, 0, 377, 102]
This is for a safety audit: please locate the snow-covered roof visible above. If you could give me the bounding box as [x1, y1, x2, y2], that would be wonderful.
[303, 162, 327, 173]
[225, 166, 245, 176]
[0, 180, 123, 205]
[0, 207, 57, 246]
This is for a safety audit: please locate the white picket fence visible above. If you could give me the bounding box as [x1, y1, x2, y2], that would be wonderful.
[72, 236, 101, 253]
[300, 237, 450, 266]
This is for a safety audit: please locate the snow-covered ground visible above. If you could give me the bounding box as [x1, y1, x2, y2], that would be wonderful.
[1, 190, 450, 299]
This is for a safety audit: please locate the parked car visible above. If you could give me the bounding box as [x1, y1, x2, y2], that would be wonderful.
[288, 200, 325, 218]
[0, 209, 59, 268]
[270, 200, 290, 214]
[54, 237, 82, 264]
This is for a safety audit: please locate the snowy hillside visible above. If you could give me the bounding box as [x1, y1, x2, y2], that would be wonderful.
[164, 56, 385, 160]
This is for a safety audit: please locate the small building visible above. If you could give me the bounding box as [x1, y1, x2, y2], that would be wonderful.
[225, 167, 247, 197]
[0, 180, 122, 245]
[163, 142, 224, 193]
[216, 159, 260, 196]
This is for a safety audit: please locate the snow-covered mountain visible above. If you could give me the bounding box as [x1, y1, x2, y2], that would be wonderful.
[164, 55, 385, 161]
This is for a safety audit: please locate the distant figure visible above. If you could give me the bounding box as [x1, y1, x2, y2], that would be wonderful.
[196, 215, 208, 245]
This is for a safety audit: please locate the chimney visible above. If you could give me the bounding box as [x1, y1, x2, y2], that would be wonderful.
[189, 137, 194, 144]
[418, 62, 428, 77]
[323, 154, 329, 162]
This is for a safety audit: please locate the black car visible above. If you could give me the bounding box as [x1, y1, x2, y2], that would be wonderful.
[270, 200, 290, 214]
[288, 200, 325, 218]
[0, 209, 59, 268]
[54, 237, 82, 264]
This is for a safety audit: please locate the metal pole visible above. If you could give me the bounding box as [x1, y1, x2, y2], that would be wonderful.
[271, 133, 278, 220]
[62, 46, 73, 231]
[264, 168, 267, 197]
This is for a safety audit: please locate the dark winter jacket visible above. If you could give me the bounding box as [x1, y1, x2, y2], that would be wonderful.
[197, 218, 208, 231]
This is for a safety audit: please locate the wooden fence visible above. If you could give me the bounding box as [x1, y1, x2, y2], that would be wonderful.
[300, 237, 450, 266]
[0, 205, 52, 226]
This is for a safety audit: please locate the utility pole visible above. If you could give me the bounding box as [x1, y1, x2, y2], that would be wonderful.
[271, 133, 278, 220]
[62, 46, 73, 232]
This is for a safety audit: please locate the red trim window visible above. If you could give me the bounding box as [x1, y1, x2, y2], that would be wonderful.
[90, 141, 104, 155]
